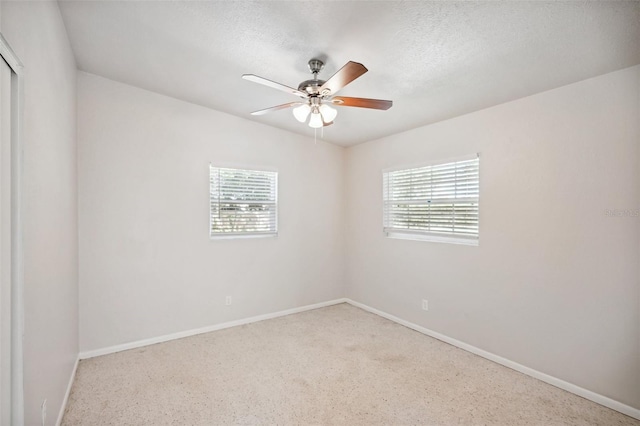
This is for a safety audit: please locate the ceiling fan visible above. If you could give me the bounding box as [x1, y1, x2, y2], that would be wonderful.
[242, 59, 393, 128]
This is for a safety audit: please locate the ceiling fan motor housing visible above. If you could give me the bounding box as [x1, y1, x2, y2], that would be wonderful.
[298, 79, 326, 95]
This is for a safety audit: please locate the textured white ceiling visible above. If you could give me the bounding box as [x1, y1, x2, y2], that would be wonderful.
[58, 1, 640, 147]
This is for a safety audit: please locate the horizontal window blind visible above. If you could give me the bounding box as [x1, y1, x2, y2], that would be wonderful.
[210, 166, 278, 237]
[383, 157, 479, 241]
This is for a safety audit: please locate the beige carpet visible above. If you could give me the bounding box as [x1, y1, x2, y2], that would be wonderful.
[62, 304, 638, 425]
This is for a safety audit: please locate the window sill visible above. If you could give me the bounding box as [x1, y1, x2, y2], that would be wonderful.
[210, 233, 278, 241]
[385, 231, 478, 246]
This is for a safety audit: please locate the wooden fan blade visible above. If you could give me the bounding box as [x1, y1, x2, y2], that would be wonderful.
[330, 96, 393, 110]
[323, 120, 333, 127]
[250, 102, 302, 116]
[242, 74, 308, 98]
[318, 61, 368, 96]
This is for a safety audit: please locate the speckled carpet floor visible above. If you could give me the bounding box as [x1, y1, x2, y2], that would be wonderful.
[62, 303, 638, 425]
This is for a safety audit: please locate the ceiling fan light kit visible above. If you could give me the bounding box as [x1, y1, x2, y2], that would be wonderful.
[319, 104, 338, 122]
[292, 104, 311, 122]
[308, 111, 324, 128]
[242, 59, 392, 129]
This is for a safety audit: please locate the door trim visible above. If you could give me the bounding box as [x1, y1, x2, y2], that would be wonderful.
[0, 31, 24, 426]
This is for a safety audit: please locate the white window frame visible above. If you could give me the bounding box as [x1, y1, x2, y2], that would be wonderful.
[209, 165, 278, 239]
[382, 154, 480, 246]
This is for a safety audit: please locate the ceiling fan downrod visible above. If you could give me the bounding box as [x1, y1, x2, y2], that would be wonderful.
[298, 59, 326, 96]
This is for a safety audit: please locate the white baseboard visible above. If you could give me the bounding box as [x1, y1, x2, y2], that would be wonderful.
[75, 296, 639, 420]
[79, 298, 348, 360]
[56, 355, 79, 426]
[344, 298, 640, 421]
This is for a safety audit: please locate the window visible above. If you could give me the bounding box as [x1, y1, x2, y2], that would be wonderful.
[210, 166, 278, 238]
[383, 155, 479, 245]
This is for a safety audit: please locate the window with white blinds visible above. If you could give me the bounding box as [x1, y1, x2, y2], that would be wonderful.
[383, 156, 479, 244]
[210, 166, 278, 238]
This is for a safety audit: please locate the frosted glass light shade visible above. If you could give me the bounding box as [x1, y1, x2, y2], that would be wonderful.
[308, 112, 323, 128]
[319, 104, 337, 122]
[292, 104, 311, 122]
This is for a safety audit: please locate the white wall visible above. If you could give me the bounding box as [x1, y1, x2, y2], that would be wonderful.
[0, 0, 636, 419]
[1, 2, 79, 425]
[345, 65, 640, 409]
[78, 72, 345, 353]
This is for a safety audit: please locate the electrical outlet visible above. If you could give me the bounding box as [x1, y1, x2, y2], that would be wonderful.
[422, 299, 429, 311]
[225, 296, 232, 306]
[41, 399, 47, 426]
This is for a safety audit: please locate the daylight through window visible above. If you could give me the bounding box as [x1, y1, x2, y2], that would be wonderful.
[210, 166, 278, 238]
[383, 155, 479, 244]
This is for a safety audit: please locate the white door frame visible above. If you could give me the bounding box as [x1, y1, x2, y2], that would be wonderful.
[0, 31, 24, 426]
